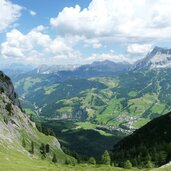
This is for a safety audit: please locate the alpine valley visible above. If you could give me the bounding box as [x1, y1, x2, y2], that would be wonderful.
[1, 47, 170, 159]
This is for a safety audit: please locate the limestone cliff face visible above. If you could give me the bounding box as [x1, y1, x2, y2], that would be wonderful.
[0, 71, 20, 106]
[132, 47, 171, 70]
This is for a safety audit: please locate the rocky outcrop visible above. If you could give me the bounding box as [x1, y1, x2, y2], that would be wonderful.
[0, 71, 20, 106]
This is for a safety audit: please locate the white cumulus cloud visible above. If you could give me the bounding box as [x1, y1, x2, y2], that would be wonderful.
[0, 28, 81, 65]
[0, 27, 131, 65]
[50, 0, 171, 43]
[83, 51, 130, 64]
[0, 0, 22, 32]
[30, 10, 37, 16]
[127, 44, 152, 54]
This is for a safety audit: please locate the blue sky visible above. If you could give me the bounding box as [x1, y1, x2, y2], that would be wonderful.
[1, 0, 171, 66]
[11, 0, 91, 33]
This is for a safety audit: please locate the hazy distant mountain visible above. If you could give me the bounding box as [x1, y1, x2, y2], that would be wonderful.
[73, 60, 131, 77]
[1, 63, 33, 78]
[14, 60, 131, 83]
[33, 60, 130, 77]
[35, 64, 79, 74]
[132, 46, 171, 70]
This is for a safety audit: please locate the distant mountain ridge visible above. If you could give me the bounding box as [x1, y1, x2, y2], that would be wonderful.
[3, 46, 171, 78]
[35, 64, 79, 74]
[1, 63, 33, 78]
[33, 60, 131, 77]
[73, 60, 130, 77]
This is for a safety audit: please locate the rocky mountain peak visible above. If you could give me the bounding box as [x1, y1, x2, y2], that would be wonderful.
[152, 46, 171, 55]
[132, 46, 171, 70]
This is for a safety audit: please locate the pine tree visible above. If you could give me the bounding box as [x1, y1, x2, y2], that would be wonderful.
[131, 158, 138, 167]
[146, 160, 154, 168]
[65, 158, 77, 166]
[123, 160, 132, 169]
[45, 144, 50, 153]
[22, 138, 26, 148]
[157, 151, 167, 165]
[168, 143, 171, 159]
[101, 150, 111, 165]
[30, 141, 34, 154]
[52, 153, 57, 163]
[146, 153, 152, 161]
[40, 143, 46, 159]
[88, 157, 96, 165]
[47, 128, 55, 136]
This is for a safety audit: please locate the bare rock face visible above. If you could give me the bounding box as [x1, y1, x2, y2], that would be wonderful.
[132, 46, 171, 70]
[0, 71, 20, 106]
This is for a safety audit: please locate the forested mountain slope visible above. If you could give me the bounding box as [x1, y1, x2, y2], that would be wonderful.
[112, 112, 171, 168]
[14, 69, 171, 132]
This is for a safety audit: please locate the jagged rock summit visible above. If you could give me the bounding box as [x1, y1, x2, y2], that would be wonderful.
[132, 46, 171, 70]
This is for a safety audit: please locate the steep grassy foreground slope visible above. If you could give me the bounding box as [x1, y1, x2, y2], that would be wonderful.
[0, 150, 170, 171]
[0, 153, 129, 171]
[0, 71, 72, 165]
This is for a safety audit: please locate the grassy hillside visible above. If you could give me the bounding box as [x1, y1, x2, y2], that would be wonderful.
[14, 70, 171, 131]
[0, 149, 170, 171]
